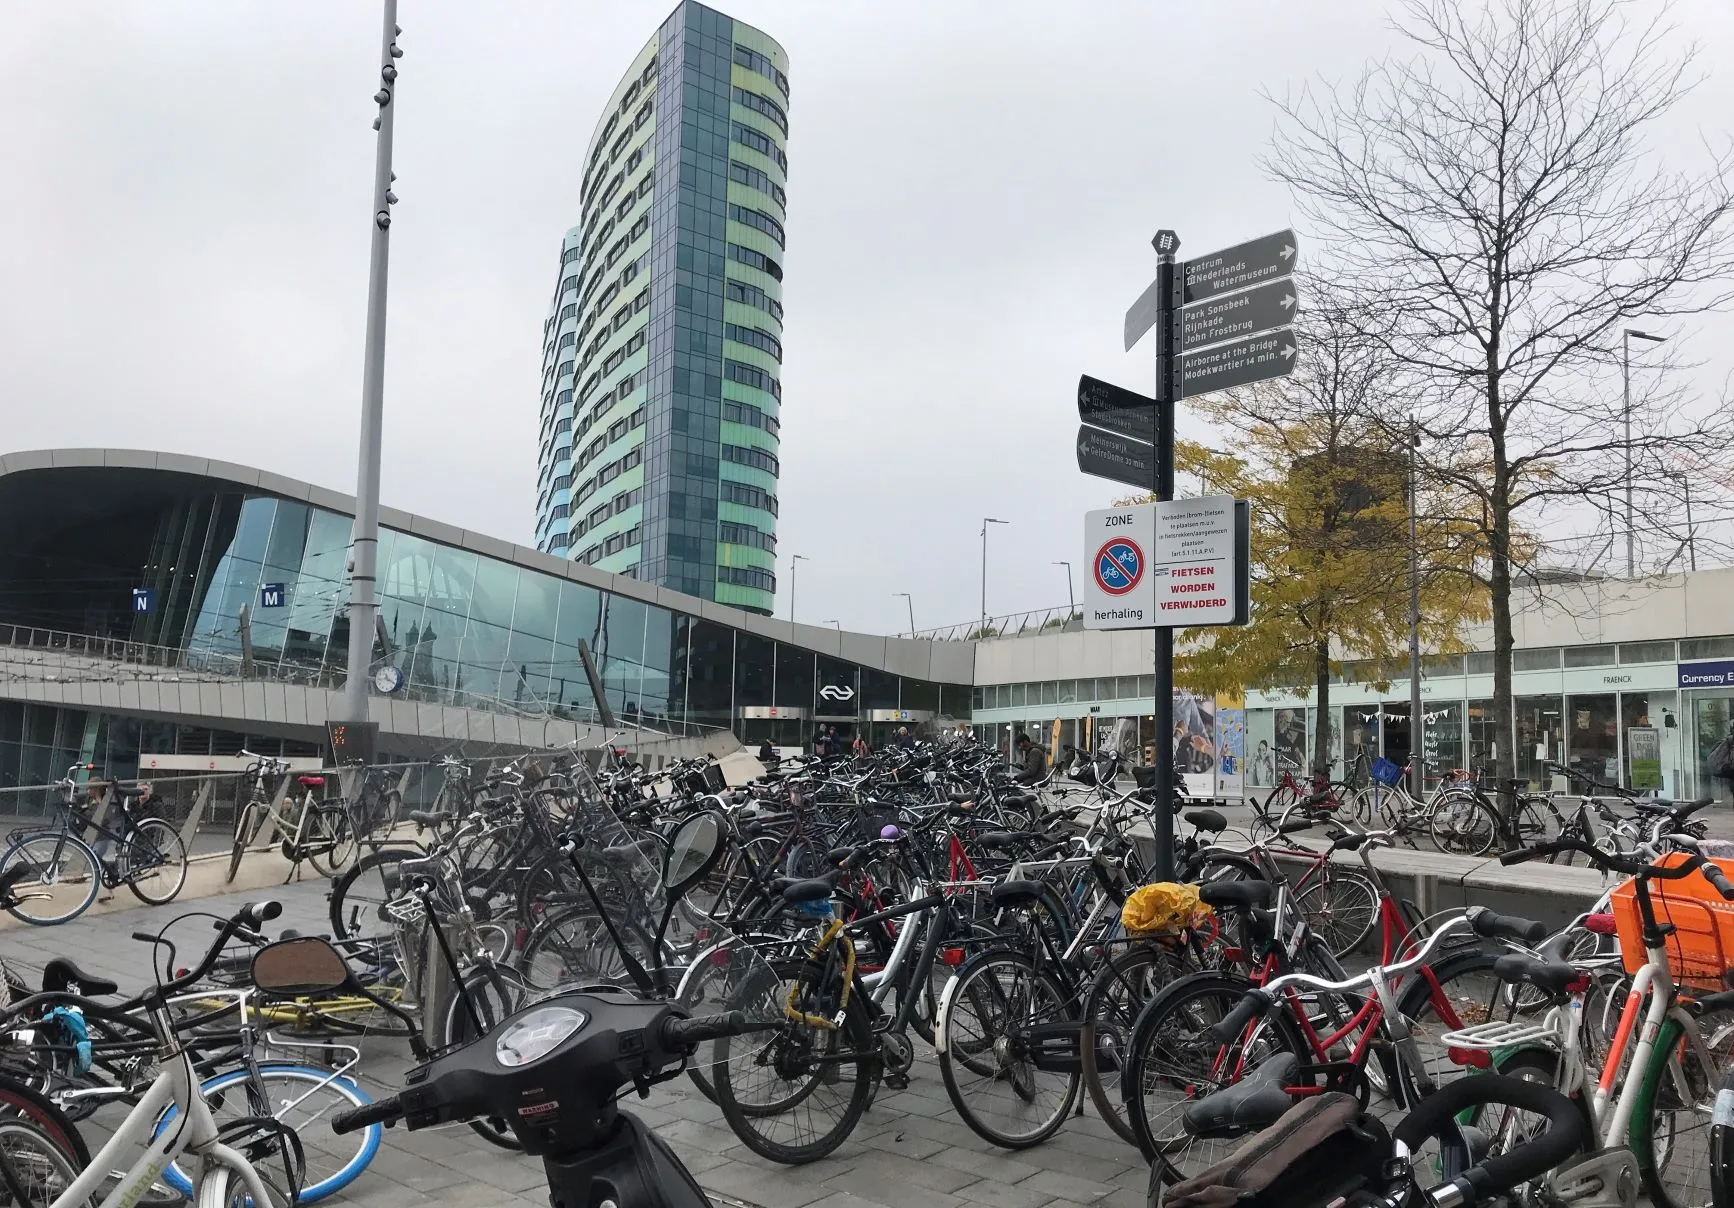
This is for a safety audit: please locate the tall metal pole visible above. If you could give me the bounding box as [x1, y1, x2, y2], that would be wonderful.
[895, 592, 915, 636]
[980, 518, 1006, 635]
[341, 0, 402, 729]
[1685, 476, 1697, 572]
[1623, 330, 1634, 577]
[1408, 420, 1423, 797]
[789, 554, 808, 623]
[1053, 561, 1074, 619]
[1152, 230, 1180, 881]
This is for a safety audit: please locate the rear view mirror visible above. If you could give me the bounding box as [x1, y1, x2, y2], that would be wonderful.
[665, 811, 724, 898]
[251, 936, 351, 997]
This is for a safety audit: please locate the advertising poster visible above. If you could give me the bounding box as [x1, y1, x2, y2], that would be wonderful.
[1274, 708, 1308, 781]
[1216, 706, 1246, 799]
[1627, 726, 1661, 790]
[1247, 710, 1276, 787]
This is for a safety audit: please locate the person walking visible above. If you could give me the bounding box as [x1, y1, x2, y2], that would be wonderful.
[851, 733, 870, 758]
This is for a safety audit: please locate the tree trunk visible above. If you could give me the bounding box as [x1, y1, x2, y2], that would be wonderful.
[1488, 370, 1518, 847]
[1313, 638, 1332, 778]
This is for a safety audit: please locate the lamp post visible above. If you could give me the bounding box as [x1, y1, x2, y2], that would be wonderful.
[821, 619, 842, 632]
[340, 0, 404, 737]
[788, 554, 809, 623]
[1053, 561, 1075, 621]
[1407, 419, 1423, 798]
[980, 518, 1008, 636]
[1665, 469, 1697, 572]
[1623, 329, 1668, 576]
[894, 592, 915, 636]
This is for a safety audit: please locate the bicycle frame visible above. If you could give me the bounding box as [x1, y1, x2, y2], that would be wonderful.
[49, 1000, 273, 1208]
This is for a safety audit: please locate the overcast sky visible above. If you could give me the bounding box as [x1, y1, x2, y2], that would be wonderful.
[5, 0, 1734, 636]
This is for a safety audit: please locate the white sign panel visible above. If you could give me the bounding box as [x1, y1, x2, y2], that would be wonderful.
[1083, 497, 1241, 630]
[1152, 495, 1237, 625]
[1082, 505, 1156, 629]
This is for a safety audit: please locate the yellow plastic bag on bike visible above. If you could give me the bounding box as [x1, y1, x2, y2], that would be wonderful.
[1121, 881, 1211, 936]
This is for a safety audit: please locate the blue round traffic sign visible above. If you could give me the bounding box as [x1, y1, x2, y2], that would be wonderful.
[1094, 538, 1144, 596]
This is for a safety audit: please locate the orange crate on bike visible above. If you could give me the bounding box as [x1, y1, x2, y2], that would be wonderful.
[1608, 851, 1734, 991]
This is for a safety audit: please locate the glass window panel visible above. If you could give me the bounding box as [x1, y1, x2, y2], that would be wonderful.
[815, 657, 859, 717]
[1514, 695, 1565, 787]
[1038, 681, 1057, 707]
[468, 557, 520, 634]
[1562, 645, 1615, 670]
[902, 678, 939, 713]
[547, 644, 591, 716]
[1420, 701, 1464, 786]
[1116, 676, 1140, 701]
[940, 683, 972, 719]
[1136, 675, 1156, 698]
[0, 702, 21, 744]
[554, 581, 604, 650]
[860, 668, 898, 711]
[639, 606, 677, 722]
[1513, 647, 1561, 672]
[425, 545, 479, 620]
[686, 619, 734, 725]
[512, 570, 561, 641]
[1466, 652, 1494, 676]
[1622, 691, 1671, 790]
[773, 643, 813, 711]
[735, 632, 773, 707]
[1422, 654, 1465, 677]
[1466, 698, 1498, 775]
[503, 626, 556, 707]
[1680, 636, 1734, 661]
[598, 594, 647, 719]
[971, 687, 984, 711]
[1246, 709, 1275, 787]
[1618, 641, 1675, 665]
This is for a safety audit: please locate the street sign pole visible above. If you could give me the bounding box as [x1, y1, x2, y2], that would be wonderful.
[1151, 229, 1180, 881]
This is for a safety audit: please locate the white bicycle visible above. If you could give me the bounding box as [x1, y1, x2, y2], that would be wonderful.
[45, 901, 365, 1208]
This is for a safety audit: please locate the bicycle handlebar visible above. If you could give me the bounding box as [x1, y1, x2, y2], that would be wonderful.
[1395, 1075, 1588, 1205]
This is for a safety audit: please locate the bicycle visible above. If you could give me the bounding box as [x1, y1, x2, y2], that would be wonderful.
[227, 753, 354, 884]
[0, 764, 188, 925]
[1494, 837, 1734, 1208]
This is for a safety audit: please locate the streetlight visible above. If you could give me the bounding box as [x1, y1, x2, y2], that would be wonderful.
[821, 619, 842, 632]
[980, 518, 1008, 635]
[1665, 469, 1697, 572]
[788, 554, 809, 623]
[1623, 328, 1668, 576]
[893, 592, 915, 636]
[341, 0, 405, 737]
[1052, 561, 1075, 621]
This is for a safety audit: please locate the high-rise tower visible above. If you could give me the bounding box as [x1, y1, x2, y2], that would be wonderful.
[533, 1, 787, 615]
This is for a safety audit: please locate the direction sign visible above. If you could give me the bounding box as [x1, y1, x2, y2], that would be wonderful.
[1181, 278, 1298, 352]
[260, 582, 285, 608]
[1181, 328, 1297, 398]
[1123, 276, 1165, 352]
[1076, 425, 1154, 491]
[132, 588, 154, 614]
[1077, 375, 1158, 443]
[1094, 537, 1145, 596]
[1182, 229, 1298, 305]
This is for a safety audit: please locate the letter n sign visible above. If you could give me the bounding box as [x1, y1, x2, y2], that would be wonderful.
[131, 588, 154, 614]
[260, 583, 286, 608]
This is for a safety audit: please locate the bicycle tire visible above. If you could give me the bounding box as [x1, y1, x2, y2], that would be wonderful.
[122, 818, 188, 906]
[1392, 947, 1507, 1099]
[302, 806, 352, 877]
[1122, 970, 1308, 1181]
[226, 802, 262, 884]
[1292, 871, 1378, 959]
[1427, 794, 1499, 856]
[937, 947, 1080, 1149]
[0, 833, 101, 925]
[439, 964, 528, 1151]
[0, 1115, 82, 1208]
[712, 958, 877, 1165]
[1081, 942, 1192, 1147]
[326, 846, 422, 941]
[1629, 1013, 1723, 1208]
[157, 1063, 380, 1203]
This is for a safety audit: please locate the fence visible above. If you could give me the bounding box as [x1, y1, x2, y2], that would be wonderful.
[913, 605, 1082, 643]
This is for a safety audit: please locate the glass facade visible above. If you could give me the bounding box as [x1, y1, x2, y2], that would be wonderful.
[533, 1, 787, 616]
[0, 465, 969, 781]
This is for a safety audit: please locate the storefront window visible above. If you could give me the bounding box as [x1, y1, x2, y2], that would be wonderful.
[1380, 702, 1413, 774]
[1565, 693, 1619, 786]
[1514, 695, 1564, 787]
[1421, 701, 1464, 785]
[1621, 691, 1670, 791]
[1691, 694, 1734, 803]
[1466, 698, 1498, 774]
[773, 643, 814, 711]
[734, 632, 773, 708]
[684, 619, 733, 727]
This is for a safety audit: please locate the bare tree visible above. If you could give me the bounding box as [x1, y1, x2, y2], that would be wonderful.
[1265, 0, 1734, 832]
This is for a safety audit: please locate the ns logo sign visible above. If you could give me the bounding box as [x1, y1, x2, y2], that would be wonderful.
[818, 685, 855, 702]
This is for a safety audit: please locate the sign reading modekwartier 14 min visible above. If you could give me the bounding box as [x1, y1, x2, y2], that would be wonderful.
[1083, 498, 1248, 630]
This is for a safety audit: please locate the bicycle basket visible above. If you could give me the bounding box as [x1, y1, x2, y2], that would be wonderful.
[1369, 758, 1402, 787]
[1609, 852, 1734, 990]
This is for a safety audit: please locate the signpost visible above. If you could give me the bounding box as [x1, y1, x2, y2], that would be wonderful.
[1082, 224, 1299, 878]
[1075, 425, 1156, 491]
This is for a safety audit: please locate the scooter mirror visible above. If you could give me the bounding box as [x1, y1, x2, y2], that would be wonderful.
[251, 936, 351, 997]
[665, 811, 724, 899]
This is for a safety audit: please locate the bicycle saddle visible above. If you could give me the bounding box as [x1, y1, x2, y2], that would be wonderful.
[1184, 808, 1228, 833]
[989, 879, 1048, 910]
[974, 831, 1034, 852]
[780, 877, 836, 905]
[946, 791, 975, 805]
[1198, 880, 1274, 910]
[408, 810, 449, 828]
[1181, 1052, 1300, 1137]
[41, 958, 119, 997]
[296, 775, 326, 788]
[1491, 954, 1582, 999]
[1634, 797, 1713, 817]
[112, 781, 151, 800]
[1001, 793, 1037, 809]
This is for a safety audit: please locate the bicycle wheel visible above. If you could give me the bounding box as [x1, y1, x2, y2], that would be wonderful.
[327, 847, 421, 941]
[1428, 795, 1499, 856]
[712, 958, 877, 1165]
[196, 1165, 291, 1208]
[1293, 871, 1378, 959]
[302, 806, 353, 877]
[937, 948, 1080, 1149]
[227, 802, 263, 884]
[1393, 948, 1508, 1097]
[1123, 971, 1307, 1183]
[1081, 942, 1193, 1147]
[159, 1063, 380, 1203]
[1630, 1011, 1731, 1208]
[0, 1116, 82, 1207]
[0, 833, 101, 925]
[122, 818, 188, 906]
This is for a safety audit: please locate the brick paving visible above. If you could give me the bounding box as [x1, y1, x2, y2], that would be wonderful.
[0, 882, 1150, 1208]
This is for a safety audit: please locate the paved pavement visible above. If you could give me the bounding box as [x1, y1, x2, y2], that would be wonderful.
[0, 882, 1152, 1208]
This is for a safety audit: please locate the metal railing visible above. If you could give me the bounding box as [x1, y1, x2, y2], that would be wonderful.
[0, 623, 729, 732]
[912, 605, 1082, 643]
